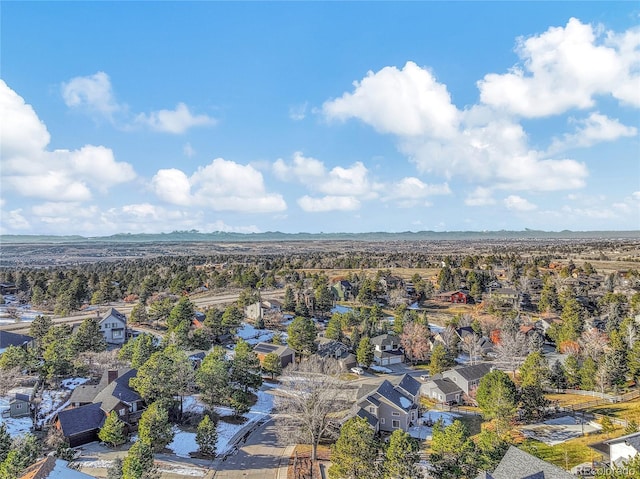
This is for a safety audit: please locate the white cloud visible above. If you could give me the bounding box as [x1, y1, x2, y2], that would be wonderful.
[465, 187, 496, 206]
[6, 209, 30, 230]
[0, 81, 136, 202]
[289, 102, 308, 121]
[560, 204, 617, 219]
[152, 158, 287, 213]
[547, 112, 637, 153]
[61, 72, 215, 134]
[62, 71, 121, 117]
[323, 61, 459, 138]
[383, 178, 450, 207]
[135, 102, 216, 134]
[478, 18, 640, 117]
[504, 195, 537, 211]
[297, 195, 360, 212]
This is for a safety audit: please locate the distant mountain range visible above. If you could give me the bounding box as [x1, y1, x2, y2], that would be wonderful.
[1, 229, 639, 244]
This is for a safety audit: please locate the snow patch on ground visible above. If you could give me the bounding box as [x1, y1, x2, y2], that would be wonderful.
[519, 415, 602, 446]
[168, 428, 199, 458]
[61, 377, 90, 390]
[236, 323, 274, 345]
[408, 410, 461, 441]
[0, 398, 32, 436]
[370, 365, 392, 374]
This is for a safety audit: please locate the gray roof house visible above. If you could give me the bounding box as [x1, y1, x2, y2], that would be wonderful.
[253, 342, 295, 368]
[353, 374, 419, 433]
[316, 337, 357, 370]
[98, 308, 127, 345]
[442, 363, 493, 395]
[7, 386, 35, 418]
[371, 333, 404, 366]
[475, 446, 574, 479]
[421, 378, 463, 404]
[0, 331, 33, 354]
[55, 402, 105, 448]
[590, 431, 640, 468]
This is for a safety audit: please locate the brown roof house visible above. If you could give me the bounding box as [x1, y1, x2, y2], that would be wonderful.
[253, 342, 295, 369]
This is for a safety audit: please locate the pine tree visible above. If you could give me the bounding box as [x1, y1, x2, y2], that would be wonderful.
[130, 302, 148, 325]
[430, 420, 478, 479]
[283, 286, 296, 312]
[287, 316, 317, 355]
[0, 424, 10, 463]
[356, 336, 374, 368]
[131, 334, 159, 369]
[384, 429, 420, 479]
[231, 339, 262, 393]
[328, 417, 379, 479]
[196, 415, 217, 457]
[197, 348, 231, 408]
[325, 314, 343, 341]
[138, 402, 174, 452]
[519, 351, 549, 388]
[580, 357, 598, 391]
[549, 359, 567, 389]
[122, 440, 158, 479]
[262, 352, 282, 379]
[429, 343, 449, 376]
[72, 316, 107, 353]
[99, 411, 127, 447]
[476, 370, 518, 435]
[564, 354, 581, 388]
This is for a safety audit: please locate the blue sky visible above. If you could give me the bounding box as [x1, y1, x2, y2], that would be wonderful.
[1, 2, 639, 235]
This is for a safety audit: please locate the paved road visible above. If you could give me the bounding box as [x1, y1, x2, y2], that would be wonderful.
[213, 419, 293, 479]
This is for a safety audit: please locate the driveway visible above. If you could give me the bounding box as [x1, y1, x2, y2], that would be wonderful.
[213, 418, 293, 479]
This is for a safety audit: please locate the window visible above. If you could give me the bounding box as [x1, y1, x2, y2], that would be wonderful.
[392, 412, 400, 417]
[392, 420, 400, 428]
[113, 330, 123, 338]
[14, 403, 23, 410]
[381, 418, 385, 424]
[368, 407, 375, 414]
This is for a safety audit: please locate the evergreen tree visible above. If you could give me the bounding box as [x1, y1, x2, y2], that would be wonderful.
[519, 385, 550, 421]
[519, 351, 549, 388]
[130, 302, 148, 324]
[476, 370, 518, 435]
[549, 360, 567, 389]
[99, 411, 127, 447]
[196, 414, 217, 457]
[122, 440, 158, 479]
[430, 420, 477, 479]
[580, 357, 598, 391]
[287, 316, 317, 355]
[231, 339, 262, 393]
[138, 402, 174, 452]
[328, 417, 379, 479]
[356, 336, 374, 368]
[197, 348, 231, 408]
[283, 286, 296, 312]
[221, 304, 243, 334]
[384, 429, 420, 479]
[0, 345, 32, 371]
[131, 334, 159, 369]
[325, 314, 343, 341]
[429, 343, 449, 376]
[558, 298, 584, 344]
[72, 317, 107, 353]
[203, 308, 225, 339]
[29, 315, 51, 351]
[0, 424, 10, 464]
[166, 296, 194, 332]
[564, 354, 581, 388]
[474, 430, 509, 473]
[262, 352, 282, 379]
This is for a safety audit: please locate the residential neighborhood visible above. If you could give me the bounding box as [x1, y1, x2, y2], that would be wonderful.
[1, 238, 640, 479]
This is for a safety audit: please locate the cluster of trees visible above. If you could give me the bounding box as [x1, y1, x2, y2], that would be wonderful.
[0, 426, 41, 479]
[328, 417, 421, 479]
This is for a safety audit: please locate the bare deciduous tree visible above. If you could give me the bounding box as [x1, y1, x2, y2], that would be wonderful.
[274, 357, 357, 462]
[461, 335, 484, 365]
[0, 367, 22, 396]
[78, 350, 127, 378]
[493, 330, 529, 376]
[400, 322, 431, 365]
[579, 328, 609, 362]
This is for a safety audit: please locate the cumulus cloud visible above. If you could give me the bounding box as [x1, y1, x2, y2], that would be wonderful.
[547, 112, 637, 154]
[478, 18, 640, 117]
[323, 61, 459, 138]
[504, 195, 537, 211]
[0, 80, 136, 202]
[61, 72, 215, 133]
[465, 187, 496, 206]
[62, 71, 121, 118]
[135, 102, 216, 134]
[297, 195, 360, 212]
[151, 158, 287, 213]
[382, 178, 451, 207]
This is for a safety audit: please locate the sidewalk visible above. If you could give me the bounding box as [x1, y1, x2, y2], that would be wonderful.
[276, 445, 295, 479]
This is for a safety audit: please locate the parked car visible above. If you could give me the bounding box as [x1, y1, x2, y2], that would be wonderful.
[350, 367, 364, 375]
[419, 373, 431, 381]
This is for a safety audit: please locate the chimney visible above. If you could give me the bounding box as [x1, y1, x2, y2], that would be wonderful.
[107, 370, 118, 384]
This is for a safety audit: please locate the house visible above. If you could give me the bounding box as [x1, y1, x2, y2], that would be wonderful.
[475, 445, 575, 479]
[98, 308, 127, 345]
[435, 291, 470, 304]
[63, 368, 144, 446]
[0, 283, 17, 295]
[18, 456, 97, 479]
[590, 431, 640, 469]
[331, 280, 353, 301]
[488, 288, 519, 305]
[0, 330, 33, 354]
[55, 402, 105, 447]
[379, 275, 403, 291]
[7, 386, 35, 418]
[442, 363, 493, 395]
[371, 333, 404, 366]
[421, 378, 463, 404]
[245, 301, 282, 323]
[253, 342, 295, 368]
[316, 337, 357, 370]
[352, 374, 420, 433]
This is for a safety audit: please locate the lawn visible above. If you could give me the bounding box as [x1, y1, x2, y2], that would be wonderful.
[545, 393, 602, 408]
[585, 398, 640, 424]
